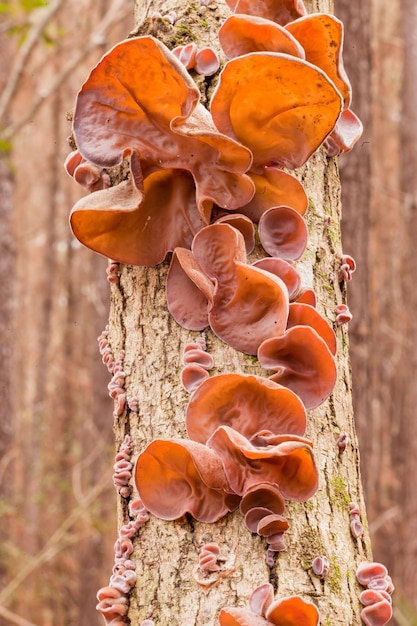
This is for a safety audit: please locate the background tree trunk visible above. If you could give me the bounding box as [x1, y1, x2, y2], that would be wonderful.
[338, 0, 417, 620]
[101, 1, 374, 624]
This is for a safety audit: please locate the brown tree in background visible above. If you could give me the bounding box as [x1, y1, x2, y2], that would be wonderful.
[0, 2, 131, 624]
[337, 0, 417, 621]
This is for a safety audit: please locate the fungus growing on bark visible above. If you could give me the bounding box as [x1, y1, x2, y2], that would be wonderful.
[219, 14, 305, 59]
[335, 303, 353, 326]
[252, 258, 302, 301]
[69, 36, 255, 266]
[338, 254, 357, 282]
[336, 432, 349, 452]
[349, 502, 364, 539]
[356, 562, 394, 626]
[312, 555, 330, 577]
[181, 337, 214, 393]
[207, 425, 318, 500]
[238, 167, 307, 223]
[218, 582, 320, 625]
[224, 0, 307, 26]
[211, 52, 343, 171]
[186, 373, 306, 444]
[240, 484, 289, 551]
[135, 439, 240, 522]
[258, 206, 308, 262]
[112, 435, 133, 498]
[258, 325, 337, 410]
[166, 223, 290, 354]
[173, 43, 220, 75]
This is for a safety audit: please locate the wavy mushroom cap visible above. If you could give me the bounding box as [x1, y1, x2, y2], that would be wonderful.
[258, 325, 337, 410]
[258, 206, 308, 261]
[135, 439, 240, 523]
[224, 0, 307, 26]
[186, 373, 306, 444]
[252, 258, 301, 301]
[211, 52, 343, 171]
[208, 425, 318, 500]
[219, 14, 305, 59]
[167, 224, 290, 354]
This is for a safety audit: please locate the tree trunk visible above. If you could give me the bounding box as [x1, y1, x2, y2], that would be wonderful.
[338, 0, 417, 618]
[100, 1, 375, 624]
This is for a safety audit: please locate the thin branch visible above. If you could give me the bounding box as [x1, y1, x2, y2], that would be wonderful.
[0, 471, 112, 606]
[0, 0, 65, 123]
[2, 0, 131, 141]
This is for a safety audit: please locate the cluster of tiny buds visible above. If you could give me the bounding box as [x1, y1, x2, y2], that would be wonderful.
[113, 435, 133, 498]
[198, 542, 224, 574]
[338, 254, 356, 282]
[98, 325, 115, 373]
[96, 498, 149, 625]
[312, 555, 330, 577]
[356, 562, 394, 626]
[106, 260, 120, 284]
[349, 502, 364, 539]
[181, 335, 214, 393]
[337, 432, 349, 452]
[335, 303, 353, 326]
[108, 350, 126, 417]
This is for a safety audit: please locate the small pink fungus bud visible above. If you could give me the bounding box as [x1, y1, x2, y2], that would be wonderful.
[194, 47, 220, 76]
[338, 254, 356, 282]
[337, 432, 349, 451]
[162, 10, 178, 24]
[106, 261, 120, 284]
[335, 303, 353, 326]
[312, 555, 330, 577]
[199, 542, 222, 573]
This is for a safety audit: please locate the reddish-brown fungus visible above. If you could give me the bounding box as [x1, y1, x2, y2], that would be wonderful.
[70, 37, 255, 265]
[252, 258, 302, 301]
[258, 326, 337, 410]
[167, 224, 290, 354]
[186, 373, 306, 444]
[224, 0, 307, 26]
[207, 425, 318, 501]
[287, 302, 337, 355]
[312, 555, 330, 577]
[211, 52, 343, 171]
[135, 439, 240, 523]
[239, 167, 307, 222]
[258, 206, 308, 262]
[219, 14, 305, 59]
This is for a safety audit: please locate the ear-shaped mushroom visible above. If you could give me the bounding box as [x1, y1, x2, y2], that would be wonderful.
[250, 583, 274, 617]
[219, 14, 305, 59]
[285, 14, 351, 108]
[325, 108, 364, 155]
[258, 206, 308, 262]
[224, 0, 307, 26]
[258, 326, 337, 410]
[211, 52, 343, 171]
[219, 586, 319, 626]
[186, 373, 306, 444]
[72, 37, 254, 246]
[135, 439, 240, 523]
[238, 167, 307, 223]
[214, 213, 256, 254]
[287, 302, 337, 355]
[70, 160, 210, 266]
[208, 425, 318, 500]
[360, 590, 393, 626]
[167, 224, 291, 354]
[265, 596, 320, 625]
[252, 258, 302, 301]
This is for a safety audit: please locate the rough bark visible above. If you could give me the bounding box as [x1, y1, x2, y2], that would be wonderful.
[101, 1, 374, 624]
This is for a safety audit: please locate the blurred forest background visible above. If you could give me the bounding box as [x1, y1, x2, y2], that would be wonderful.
[0, 1, 416, 625]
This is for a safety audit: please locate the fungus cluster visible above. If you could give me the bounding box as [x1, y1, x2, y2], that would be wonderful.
[356, 562, 394, 626]
[218, 582, 320, 626]
[64, 0, 390, 623]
